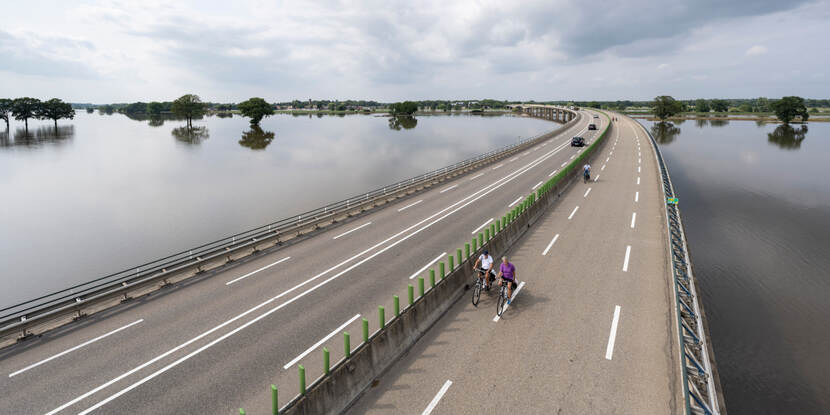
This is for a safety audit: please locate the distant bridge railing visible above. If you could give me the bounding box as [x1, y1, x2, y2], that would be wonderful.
[0, 108, 578, 342]
[638, 119, 723, 415]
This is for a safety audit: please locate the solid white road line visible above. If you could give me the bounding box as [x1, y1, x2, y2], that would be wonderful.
[635, 191, 639, 202]
[493, 281, 526, 322]
[469, 173, 484, 181]
[9, 319, 144, 378]
[492, 164, 503, 170]
[605, 305, 622, 360]
[637, 177, 641, 185]
[440, 184, 458, 193]
[568, 206, 579, 220]
[333, 222, 372, 240]
[508, 196, 522, 207]
[532, 181, 543, 190]
[471, 218, 494, 234]
[542, 234, 560, 256]
[631, 212, 637, 228]
[622, 245, 631, 272]
[548, 169, 558, 177]
[59, 127, 580, 415]
[583, 188, 591, 198]
[226, 256, 291, 285]
[398, 199, 423, 212]
[422, 380, 453, 415]
[409, 252, 447, 280]
[283, 314, 361, 369]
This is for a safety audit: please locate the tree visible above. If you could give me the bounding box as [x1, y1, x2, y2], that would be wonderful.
[771, 96, 809, 124]
[85, 107, 94, 114]
[389, 101, 418, 115]
[238, 97, 274, 125]
[652, 96, 684, 121]
[710, 99, 729, 113]
[738, 103, 753, 113]
[12, 97, 42, 130]
[695, 99, 710, 113]
[0, 98, 12, 129]
[147, 102, 164, 116]
[755, 97, 770, 112]
[37, 98, 75, 128]
[171, 94, 206, 128]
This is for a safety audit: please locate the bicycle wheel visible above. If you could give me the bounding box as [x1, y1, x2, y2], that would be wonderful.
[496, 287, 506, 316]
[472, 279, 482, 306]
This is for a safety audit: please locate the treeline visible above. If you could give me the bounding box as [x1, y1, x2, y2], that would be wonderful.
[552, 97, 830, 112]
[86, 100, 237, 115]
[0, 97, 74, 129]
[652, 95, 811, 123]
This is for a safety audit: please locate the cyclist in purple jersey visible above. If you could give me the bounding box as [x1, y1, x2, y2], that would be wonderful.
[497, 256, 518, 304]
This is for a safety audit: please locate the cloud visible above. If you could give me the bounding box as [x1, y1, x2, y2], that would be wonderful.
[657, 63, 669, 70]
[0, 31, 100, 79]
[745, 45, 768, 56]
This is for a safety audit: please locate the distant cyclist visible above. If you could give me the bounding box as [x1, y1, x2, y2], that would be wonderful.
[473, 250, 495, 290]
[497, 256, 518, 304]
[583, 163, 591, 183]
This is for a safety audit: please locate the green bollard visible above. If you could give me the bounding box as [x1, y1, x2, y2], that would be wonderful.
[440, 262, 445, 278]
[240, 410, 246, 415]
[496, 219, 501, 232]
[490, 224, 496, 238]
[418, 277, 425, 296]
[472, 238, 478, 252]
[271, 384, 278, 415]
[344, 332, 351, 358]
[457, 249, 462, 268]
[465, 243, 470, 259]
[408, 284, 414, 305]
[379, 306, 385, 329]
[323, 347, 330, 375]
[299, 364, 306, 395]
[362, 318, 369, 342]
[485, 228, 490, 241]
[394, 295, 400, 316]
[430, 269, 435, 287]
[449, 255, 454, 270]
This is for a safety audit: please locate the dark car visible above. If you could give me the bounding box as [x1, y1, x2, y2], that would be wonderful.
[571, 136, 585, 147]
[588, 123, 597, 130]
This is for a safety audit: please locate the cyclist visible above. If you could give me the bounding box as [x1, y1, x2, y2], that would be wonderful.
[583, 163, 591, 183]
[472, 250, 495, 290]
[497, 256, 518, 304]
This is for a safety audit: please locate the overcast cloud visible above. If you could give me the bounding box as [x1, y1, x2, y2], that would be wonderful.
[0, 0, 827, 102]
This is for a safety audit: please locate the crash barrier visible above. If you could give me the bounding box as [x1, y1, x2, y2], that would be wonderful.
[0, 108, 579, 344]
[636, 119, 724, 414]
[239, 110, 611, 414]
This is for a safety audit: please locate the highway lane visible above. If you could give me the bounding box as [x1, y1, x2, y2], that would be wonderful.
[347, 113, 683, 414]
[0, 110, 599, 414]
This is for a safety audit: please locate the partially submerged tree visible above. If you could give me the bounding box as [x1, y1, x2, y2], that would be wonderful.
[389, 101, 418, 116]
[37, 98, 75, 128]
[771, 96, 809, 124]
[0, 98, 12, 129]
[652, 96, 684, 121]
[238, 97, 274, 125]
[171, 94, 206, 128]
[12, 97, 42, 130]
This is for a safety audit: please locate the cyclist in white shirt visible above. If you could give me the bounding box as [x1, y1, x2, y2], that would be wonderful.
[472, 250, 496, 291]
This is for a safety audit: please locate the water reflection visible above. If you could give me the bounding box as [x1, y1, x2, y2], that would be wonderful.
[650, 122, 681, 144]
[214, 112, 233, 119]
[238, 126, 275, 150]
[767, 124, 808, 150]
[695, 119, 708, 128]
[0, 125, 75, 147]
[709, 118, 729, 127]
[388, 116, 418, 130]
[171, 126, 209, 144]
[148, 118, 165, 127]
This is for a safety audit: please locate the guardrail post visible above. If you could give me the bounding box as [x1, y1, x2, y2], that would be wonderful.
[449, 255, 455, 270]
[344, 332, 351, 358]
[456, 249, 462, 267]
[323, 347, 330, 375]
[418, 277, 425, 296]
[429, 269, 435, 287]
[465, 243, 470, 259]
[299, 364, 306, 395]
[362, 318, 369, 342]
[439, 262, 445, 278]
[378, 306, 385, 329]
[271, 384, 278, 415]
[394, 295, 400, 316]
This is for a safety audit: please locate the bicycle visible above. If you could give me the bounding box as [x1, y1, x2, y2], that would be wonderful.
[496, 278, 516, 316]
[472, 267, 494, 306]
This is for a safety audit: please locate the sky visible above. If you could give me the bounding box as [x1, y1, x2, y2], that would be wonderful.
[1, 0, 828, 103]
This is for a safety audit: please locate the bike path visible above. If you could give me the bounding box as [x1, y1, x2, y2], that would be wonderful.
[346, 114, 683, 414]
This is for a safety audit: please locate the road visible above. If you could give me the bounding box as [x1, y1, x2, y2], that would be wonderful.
[346, 114, 683, 414]
[0, 110, 601, 414]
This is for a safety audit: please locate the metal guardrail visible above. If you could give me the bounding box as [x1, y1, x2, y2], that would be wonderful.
[638, 119, 722, 415]
[0, 108, 578, 341]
